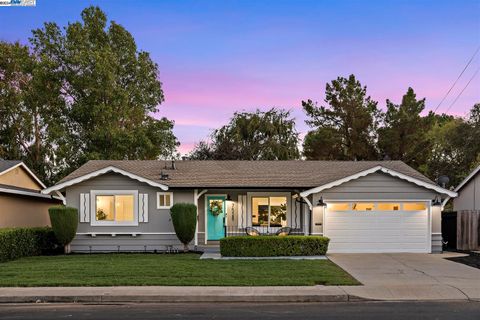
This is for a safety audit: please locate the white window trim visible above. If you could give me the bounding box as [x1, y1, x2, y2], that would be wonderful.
[157, 192, 174, 209]
[90, 190, 139, 226]
[247, 192, 291, 228]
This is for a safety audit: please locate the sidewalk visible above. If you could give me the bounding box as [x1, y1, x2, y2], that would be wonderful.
[0, 283, 478, 303]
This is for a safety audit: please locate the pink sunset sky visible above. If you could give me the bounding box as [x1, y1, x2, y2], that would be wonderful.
[1, 0, 479, 155]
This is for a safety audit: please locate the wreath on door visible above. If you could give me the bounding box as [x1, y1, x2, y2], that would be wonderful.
[209, 200, 224, 216]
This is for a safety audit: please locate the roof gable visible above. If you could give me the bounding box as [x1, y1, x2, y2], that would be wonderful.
[0, 161, 46, 189]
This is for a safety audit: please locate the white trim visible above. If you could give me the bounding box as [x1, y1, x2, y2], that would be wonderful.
[301, 195, 313, 210]
[300, 166, 457, 198]
[0, 162, 46, 189]
[90, 190, 139, 226]
[156, 192, 173, 209]
[442, 165, 480, 208]
[41, 166, 168, 194]
[0, 186, 61, 200]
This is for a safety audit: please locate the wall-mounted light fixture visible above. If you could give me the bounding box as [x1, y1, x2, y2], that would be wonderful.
[431, 196, 442, 206]
[317, 196, 326, 207]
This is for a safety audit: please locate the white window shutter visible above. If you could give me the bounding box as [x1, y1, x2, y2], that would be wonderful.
[79, 193, 90, 223]
[237, 195, 247, 228]
[139, 193, 149, 223]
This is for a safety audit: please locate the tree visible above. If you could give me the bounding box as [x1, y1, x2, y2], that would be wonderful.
[48, 206, 78, 254]
[28, 6, 178, 181]
[170, 203, 197, 252]
[377, 88, 434, 169]
[303, 74, 380, 160]
[189, 108, 300, 160]
[422, 105, 480, 187]
[0, 41, 65, 185]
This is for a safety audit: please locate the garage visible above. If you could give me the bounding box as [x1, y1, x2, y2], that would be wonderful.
[324, 202, 430, 253]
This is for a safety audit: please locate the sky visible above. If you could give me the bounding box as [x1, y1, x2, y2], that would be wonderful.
[1, 0, 479, 154]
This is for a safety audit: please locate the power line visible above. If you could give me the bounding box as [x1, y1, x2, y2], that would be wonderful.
[433, 46, 480, 113]
[444, 67, 479, 114]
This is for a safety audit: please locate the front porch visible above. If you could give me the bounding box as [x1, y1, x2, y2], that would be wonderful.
[196, 189, 312, 245]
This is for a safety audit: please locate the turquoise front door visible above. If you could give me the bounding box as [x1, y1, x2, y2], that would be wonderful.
[207, 195, 226, 240]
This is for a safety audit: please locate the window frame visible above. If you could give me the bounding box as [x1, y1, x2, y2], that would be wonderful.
[247, 192, 290, 228]
[90, 190, 139, 226]
[156, 192, 174, 209]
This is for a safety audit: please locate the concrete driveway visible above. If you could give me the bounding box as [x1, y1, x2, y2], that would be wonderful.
[329, 253, 480, 301]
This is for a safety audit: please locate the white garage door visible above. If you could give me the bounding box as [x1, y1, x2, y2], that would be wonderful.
[324, 202, 430, 253]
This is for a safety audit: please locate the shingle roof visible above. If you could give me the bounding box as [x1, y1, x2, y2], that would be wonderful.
[57, 160, 435, 189]
[0, 160, 22, 174]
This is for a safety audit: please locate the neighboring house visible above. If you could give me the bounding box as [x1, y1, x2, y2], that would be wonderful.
[451, 165, 480, 211]
[42, 160, 456, 253]
[0, 160, 62, 228]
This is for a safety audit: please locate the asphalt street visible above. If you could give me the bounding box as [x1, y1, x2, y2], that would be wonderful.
[0, 301, 479, 320]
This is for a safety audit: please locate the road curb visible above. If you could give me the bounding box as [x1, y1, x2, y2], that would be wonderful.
[0, 294, 367, 304]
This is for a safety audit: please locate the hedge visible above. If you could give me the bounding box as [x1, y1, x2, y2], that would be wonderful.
[0, 227, 61, 263]
[220, 236, 330, 257]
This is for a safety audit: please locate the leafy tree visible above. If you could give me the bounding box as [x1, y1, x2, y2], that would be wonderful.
[189, 108, 300, 160]
[303, 75, 380, 160]
[423, 105, 480, 187]
[0, 41, 65, 184]
[377, 88, 434, 169]
[28, 6, 178, 180]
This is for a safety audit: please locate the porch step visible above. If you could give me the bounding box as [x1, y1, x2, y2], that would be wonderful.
[206, 240, 220, 245]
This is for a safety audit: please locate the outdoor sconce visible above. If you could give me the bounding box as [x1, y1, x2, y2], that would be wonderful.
[432, 196, 442, 206]
[317, 196, 326, 207]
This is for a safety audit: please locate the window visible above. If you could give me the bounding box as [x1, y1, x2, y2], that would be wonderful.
[377, 203, 400, 211]
[328, 203, 350, 211]
[352, 203, 374, 211]
[157, 192, 173, 209]
[403, 202, 426, 211]
[251, 196, 287, 228]
[95, 194, 134, 222]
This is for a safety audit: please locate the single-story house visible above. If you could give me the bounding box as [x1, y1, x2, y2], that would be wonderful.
[0, 160, 63, 228]
[42, 160, 456, 253]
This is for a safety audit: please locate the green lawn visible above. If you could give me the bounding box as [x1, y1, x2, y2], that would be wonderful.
[0, 253, 359, 287]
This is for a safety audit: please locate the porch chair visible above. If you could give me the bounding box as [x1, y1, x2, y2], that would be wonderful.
[245, 227, 261, 236]
[275, 227, 292, 236]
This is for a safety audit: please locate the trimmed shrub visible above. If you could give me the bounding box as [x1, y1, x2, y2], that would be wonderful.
[48, 206, 78, 253]
[0, 227, 61, 263]
[220, 236, 330, 257]
[170, 203, 197, 252]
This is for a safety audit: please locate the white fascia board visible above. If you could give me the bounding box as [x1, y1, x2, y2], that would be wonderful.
[0, 187, 61, 200]
[42, 166, 169, 194]
[0, 162, 46, 189]
[300, 166, 457, 198]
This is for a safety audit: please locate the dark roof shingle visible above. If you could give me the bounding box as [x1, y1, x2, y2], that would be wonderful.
[57, 160, 435, 189]
[0, 160, 22, 173]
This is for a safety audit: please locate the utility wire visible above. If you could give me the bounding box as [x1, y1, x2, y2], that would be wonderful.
[433, 46, 480, 113]
[444, 67, 479, 114]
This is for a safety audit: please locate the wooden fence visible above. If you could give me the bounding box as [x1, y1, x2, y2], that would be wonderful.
[457, 210, 480, 250]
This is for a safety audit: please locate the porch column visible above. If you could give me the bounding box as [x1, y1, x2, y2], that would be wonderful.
[301, 196, 313, 236]
[194, 189, 208, 246]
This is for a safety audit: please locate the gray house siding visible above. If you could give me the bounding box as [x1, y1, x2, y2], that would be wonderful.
[453, 173, 480, 211]
[66, 173, 194, 252]
[310, 172, 442, 252]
